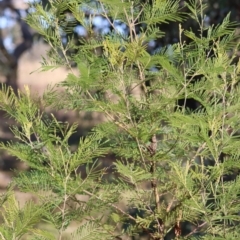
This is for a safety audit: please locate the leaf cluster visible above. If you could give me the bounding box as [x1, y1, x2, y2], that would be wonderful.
[1, 0, 240, 239]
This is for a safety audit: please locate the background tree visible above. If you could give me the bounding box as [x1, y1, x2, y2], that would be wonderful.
[0, 0, 33, 92]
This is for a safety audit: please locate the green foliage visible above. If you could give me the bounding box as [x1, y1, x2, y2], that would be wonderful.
[1, 0, 240, 239]
[0, 192, 55, 240]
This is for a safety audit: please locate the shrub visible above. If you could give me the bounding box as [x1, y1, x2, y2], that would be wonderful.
[0, 0, 240, 239]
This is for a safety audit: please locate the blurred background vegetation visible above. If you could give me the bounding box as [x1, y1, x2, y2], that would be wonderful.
[0, 0, 239, 237]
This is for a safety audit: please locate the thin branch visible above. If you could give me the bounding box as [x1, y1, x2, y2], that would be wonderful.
[184, 221, 207, 238]
[83, 189, 156, 239]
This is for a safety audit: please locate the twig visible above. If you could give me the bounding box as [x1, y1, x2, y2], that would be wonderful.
[83, 189, 156, 239]
[184, 221, 207, 238]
